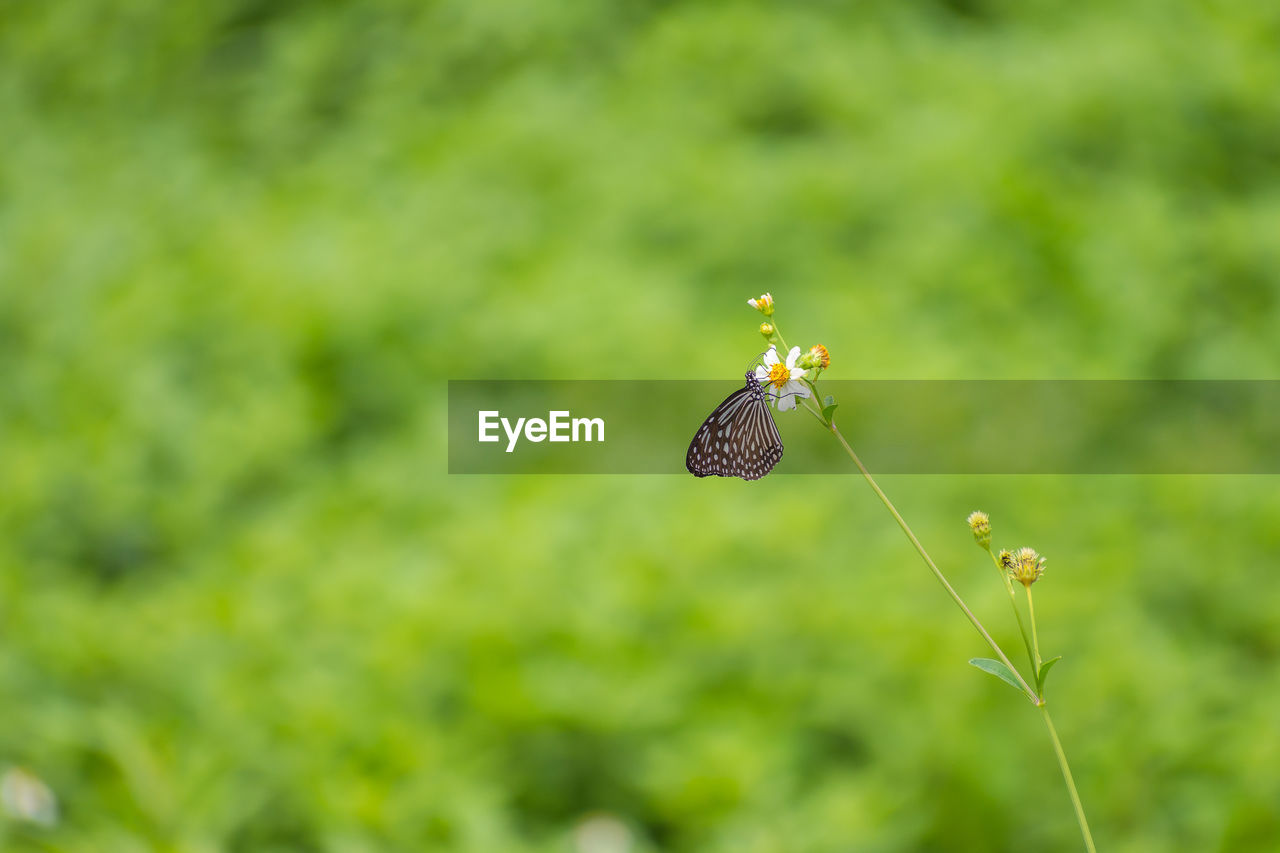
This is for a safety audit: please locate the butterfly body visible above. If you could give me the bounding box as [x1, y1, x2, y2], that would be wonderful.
[686, 372, 784, 480]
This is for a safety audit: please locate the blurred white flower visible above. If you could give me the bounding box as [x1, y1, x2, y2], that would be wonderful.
[1, 766, 58, 827]
[572, 813, 632, 853]
[754, 345, 811, 411]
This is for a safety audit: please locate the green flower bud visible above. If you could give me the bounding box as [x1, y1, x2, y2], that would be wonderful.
[966, 511, 992, 549]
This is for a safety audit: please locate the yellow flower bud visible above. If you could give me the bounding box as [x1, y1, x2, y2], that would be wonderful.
[1008, 547, 1046, 587]
[798, 344, 830, 371]
[759, 322, 775, 339]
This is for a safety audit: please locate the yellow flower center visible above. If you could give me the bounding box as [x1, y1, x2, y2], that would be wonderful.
[767, 362, 791, 389]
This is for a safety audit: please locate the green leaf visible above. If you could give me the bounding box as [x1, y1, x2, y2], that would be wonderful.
[1036, 655, 1063, 693]
[821, 395, 838, 423]
[968, 658, 1024, 692]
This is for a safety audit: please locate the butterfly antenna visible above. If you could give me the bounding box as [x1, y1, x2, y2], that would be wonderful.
[766, 390, 810, 404]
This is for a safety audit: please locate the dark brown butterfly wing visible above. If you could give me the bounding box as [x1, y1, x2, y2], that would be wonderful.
[686, 374, 783, 480]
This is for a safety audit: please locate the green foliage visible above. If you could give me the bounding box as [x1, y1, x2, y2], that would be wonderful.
[2, 0, 1279, 850]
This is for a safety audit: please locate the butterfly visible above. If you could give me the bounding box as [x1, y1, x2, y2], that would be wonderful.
[686, 371, 784, 480]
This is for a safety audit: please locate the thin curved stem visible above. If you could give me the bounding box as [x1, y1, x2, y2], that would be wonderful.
[1041, 705, 1097, 853]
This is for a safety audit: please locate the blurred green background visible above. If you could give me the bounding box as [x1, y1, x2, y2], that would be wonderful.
[3, 1, 1279, 850]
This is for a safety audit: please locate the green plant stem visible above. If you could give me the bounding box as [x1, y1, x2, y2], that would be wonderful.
[823, 404, 1096, 849]
[1040, 705, 1097, 853]
[773, 315, 1092, 849]
[769, 322, 790, 351]
[1027, 584, 1043, 670]
[817, 410, 1039, 704]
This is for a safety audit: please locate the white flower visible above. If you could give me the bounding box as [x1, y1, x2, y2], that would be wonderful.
[746, 292, 774, 315]
[1, 767, 58, 827]
[754, 345, 811, 411]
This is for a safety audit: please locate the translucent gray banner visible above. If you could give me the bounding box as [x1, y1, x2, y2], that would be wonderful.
[448, 381, 1280, 474]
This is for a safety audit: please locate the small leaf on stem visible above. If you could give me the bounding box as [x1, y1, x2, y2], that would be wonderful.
[821, 395, 838, 423]
[1036, 655, 1063, 693]
[969, 658, 1024, 692]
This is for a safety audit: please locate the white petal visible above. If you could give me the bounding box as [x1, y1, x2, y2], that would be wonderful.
[754, 366, 769, 380]
[762, 346, 780, 366]
[777, 393, 797, 411]
[790, 381, 812, 398]
[785, 346, 801, 369]
[789, 367, 807, 380]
